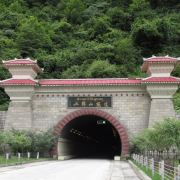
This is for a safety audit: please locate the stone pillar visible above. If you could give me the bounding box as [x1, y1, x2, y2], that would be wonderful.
[147, 84, 178, 127]
[4, 86, 34, 130]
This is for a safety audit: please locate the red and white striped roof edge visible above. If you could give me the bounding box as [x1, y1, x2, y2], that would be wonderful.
[39, 78, 142, 86]
[2, 58, 42, 73]
[1, 77, 180, 86]
[142, 76, 180, 83]
[0, 78, 37, 86]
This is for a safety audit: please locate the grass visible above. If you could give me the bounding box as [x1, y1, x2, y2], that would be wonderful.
[0, 155, 51, 166]
[132, 160, 161, 180]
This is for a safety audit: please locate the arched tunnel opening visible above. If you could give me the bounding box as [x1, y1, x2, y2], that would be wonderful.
[59, 115, 121, 159]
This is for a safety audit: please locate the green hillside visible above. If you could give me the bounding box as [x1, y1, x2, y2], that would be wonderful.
[0, 0, 180, 110]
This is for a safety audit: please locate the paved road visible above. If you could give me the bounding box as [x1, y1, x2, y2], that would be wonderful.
[0, 159, 140, 180]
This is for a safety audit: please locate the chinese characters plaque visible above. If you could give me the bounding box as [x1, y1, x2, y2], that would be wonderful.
[68, 97, 112, 108]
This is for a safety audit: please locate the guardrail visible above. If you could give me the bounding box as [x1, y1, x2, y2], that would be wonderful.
[132, 154, 180, 180]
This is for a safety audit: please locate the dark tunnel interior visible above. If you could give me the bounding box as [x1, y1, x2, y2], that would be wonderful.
[60, 115, 121, 159]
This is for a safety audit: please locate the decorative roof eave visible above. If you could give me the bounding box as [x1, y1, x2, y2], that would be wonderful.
[0, 77, 179, 87]
[141, 61, 178, 72]
[141, 77, 180, 84]
[0, 78, 38, 86]
[142, 82, 180, 84]
[141, 56, 179, 72]
[40, 83, 141, 87]
[2, 57, 36, 63]
[38, 79, 142, 86]
[143, 55, 177, 62]
[2, 58, 42, 73]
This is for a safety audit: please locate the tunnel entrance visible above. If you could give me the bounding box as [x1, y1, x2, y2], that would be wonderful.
[59, 115, 121, 159]
[53, 109, 129, 159]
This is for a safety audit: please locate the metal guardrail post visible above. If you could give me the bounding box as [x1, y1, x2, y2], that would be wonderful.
[27, 152, 30, 160]
[161, 160, 164, 180]
[151, 158, 154, 176]
[18, 153, 21, 162]
[37, 152, 39, 159]
[6, 153, 9, 165]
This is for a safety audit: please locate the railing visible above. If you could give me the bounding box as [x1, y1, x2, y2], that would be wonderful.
[0, 152, 51, 166]
[132, 154, 180, 180]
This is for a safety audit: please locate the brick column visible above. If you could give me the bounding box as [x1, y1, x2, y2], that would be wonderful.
[4, 86, 34, 130]
[147, 84, 178, 127]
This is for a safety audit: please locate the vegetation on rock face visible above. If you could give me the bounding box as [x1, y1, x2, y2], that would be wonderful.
[0, 0, 179, 108]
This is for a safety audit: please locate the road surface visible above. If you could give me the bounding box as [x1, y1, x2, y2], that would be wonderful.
[0, 159, 140, 180]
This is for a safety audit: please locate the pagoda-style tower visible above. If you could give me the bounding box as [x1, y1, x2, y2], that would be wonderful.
[141, 55, 180, 126]
[0, 58, 42, 129]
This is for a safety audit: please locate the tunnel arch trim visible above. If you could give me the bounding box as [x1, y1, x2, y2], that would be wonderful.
[53, 109, 129, 156]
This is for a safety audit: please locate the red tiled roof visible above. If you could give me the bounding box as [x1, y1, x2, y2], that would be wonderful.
[0, 79, 37, 86]
[0, 77, 179, 86]
[142, 77, 180, 83]
[39, 79, 142, 86]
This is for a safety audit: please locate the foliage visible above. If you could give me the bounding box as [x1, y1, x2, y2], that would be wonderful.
[17, 16, 52, 57]
[131, 118, 180, 154]
[173, 92, 180, 112]
[29, 130, 57, 153]
[0, 129, 57, 154]
[86, 60, 119, 78]
[9, 130, 32, 153]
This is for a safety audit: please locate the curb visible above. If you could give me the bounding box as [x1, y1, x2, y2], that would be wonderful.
[128, 160, 152, 180]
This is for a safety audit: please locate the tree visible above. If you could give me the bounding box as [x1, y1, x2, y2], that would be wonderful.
[86, 60, 119, 78]
[113, 38, 141, 70]
[131, 118, 180, 155]
[149, 0, 180, 8]
[173, 92, 180, 111]
[17, 16, 52, 57]
[30, 130, 57, 154]
[9, 130, 32, 153]
[61, 65, 85, 79]
[132, 18, 164, 56]
[64, 0, 86, 24]
[0, 131, 13, 153]
[108, 7, 131, 31]
[85, 16, 110, 39]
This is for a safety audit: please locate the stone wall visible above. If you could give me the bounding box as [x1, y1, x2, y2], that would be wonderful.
[32, 85, 151, 137]
[0, 111, 6, 130]
[175, 112, 180, 120]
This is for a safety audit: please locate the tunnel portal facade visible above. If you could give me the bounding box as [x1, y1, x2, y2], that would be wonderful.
[0, 56, 179, 157]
